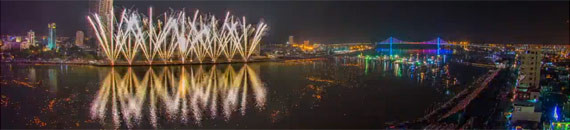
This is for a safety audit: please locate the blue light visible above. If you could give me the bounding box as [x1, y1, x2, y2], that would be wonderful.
[436, 37, 441, 55]
[553, 106, 559, 121]
[389, 37, 393, 56]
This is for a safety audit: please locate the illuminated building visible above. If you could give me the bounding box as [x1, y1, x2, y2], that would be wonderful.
[290, 40, 318, 52]
[20, 41, 30, 50]
[327, 43, 373, 54]
[1, 41, 20, 50]
[98, 0, 113, 19]
[88, 0, 113, 55]
[288, 36, 294, 44]
[15, 36, 22, 42]
[27, 30, 36, 46]
[519, 46, 542, 89]
[511, 101, 542, 123]
[75, 30, 84, 47]
[47, 23, 56, 50]
[0, 35, 34, 50]
[15, 36, 29, 49]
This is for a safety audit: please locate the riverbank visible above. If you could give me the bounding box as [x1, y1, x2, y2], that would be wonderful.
[1, 50, 369, 66]
[0, 55, 343, 66]
[387, 68, 502, 129]
[1, 58, 278, 66]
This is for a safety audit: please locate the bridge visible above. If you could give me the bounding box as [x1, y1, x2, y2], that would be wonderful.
[377, 37, 450, 50]
[376, 37, 451, 55]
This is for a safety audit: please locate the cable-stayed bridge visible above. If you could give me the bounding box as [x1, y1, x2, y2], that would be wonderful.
[376, 37, 451, 55]
[376, 37, 450, 50]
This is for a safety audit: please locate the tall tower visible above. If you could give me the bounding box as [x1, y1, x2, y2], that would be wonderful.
[47, 23, 56, 50]
[75, 30, 84, 47]
[27, 30, 36, 47]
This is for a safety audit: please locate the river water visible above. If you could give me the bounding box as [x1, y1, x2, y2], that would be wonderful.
[1, 50, 488, 128]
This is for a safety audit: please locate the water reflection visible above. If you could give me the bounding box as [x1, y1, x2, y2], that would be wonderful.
[339, 54, 458, 87]
[1, 50, 490, 128]
[90, 65, 266, 128]
[48, 69, 58, 93]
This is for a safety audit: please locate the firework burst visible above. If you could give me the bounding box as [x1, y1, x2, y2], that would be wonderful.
[88, 8, 267, 65]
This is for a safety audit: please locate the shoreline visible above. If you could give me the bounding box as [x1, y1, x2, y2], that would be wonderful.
[0, 58, 279, 66]
[0, 56, 335, 66]
[0, 50, 367, 66]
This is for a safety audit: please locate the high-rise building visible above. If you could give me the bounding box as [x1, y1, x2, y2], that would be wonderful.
[75, 30, 85, 47]
[27, 30, 36, 46]
[99, 0, 113, 17]
[98, 0, 113, 37]
[288, 36, 294, 44]
[88, 0, 113, 57]
[303, 40, 310, 46]
[88, 0, 113, 36]
[47, 23, 57, 50]
[519, 47, 542, 89]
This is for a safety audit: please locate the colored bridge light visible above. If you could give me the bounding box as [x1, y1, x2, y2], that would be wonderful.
[553, 106, 559, 121]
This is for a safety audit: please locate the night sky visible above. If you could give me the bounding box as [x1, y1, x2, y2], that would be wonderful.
[1, 1, 568, 44]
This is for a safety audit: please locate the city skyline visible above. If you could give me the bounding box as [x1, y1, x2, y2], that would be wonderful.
[1, 1, 569, 44]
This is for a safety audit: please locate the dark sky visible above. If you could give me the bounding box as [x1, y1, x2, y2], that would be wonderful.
[1, 1, 568, 44]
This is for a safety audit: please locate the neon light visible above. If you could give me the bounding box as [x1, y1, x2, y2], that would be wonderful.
[47, 23, 57, 51]
[437, 37, 440, 55]
[389, 36, 393, 56]
[553, 106, 559, 121]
